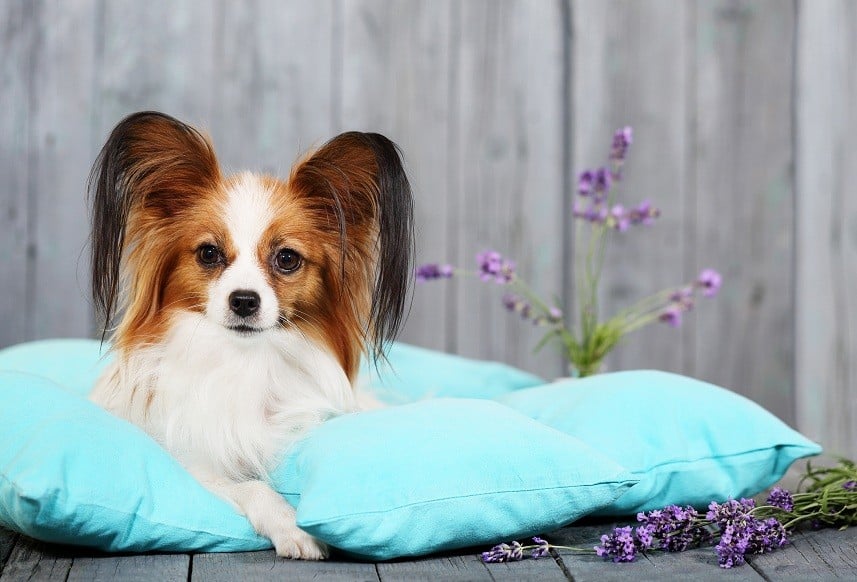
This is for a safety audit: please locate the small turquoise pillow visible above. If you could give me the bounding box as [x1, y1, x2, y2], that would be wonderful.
[274, 399, 638, 560]
[0, 341, 634, 558]
[497, 370, 822, 515]
[359, 342, 544, 403]
[0, 371, 271, 552]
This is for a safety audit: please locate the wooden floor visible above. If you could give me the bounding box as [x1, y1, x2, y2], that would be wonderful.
[2, 522, 856, 581]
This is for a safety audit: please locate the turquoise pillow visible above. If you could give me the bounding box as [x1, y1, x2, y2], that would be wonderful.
[274, 399, 637, 560]
[0, 341, 635, 558]
[0, 338, 113, 397]
[0, 371, 270, 552]
[497, 370, 822, 515]
[359, 342, 544, 403]
[0, 339, 544, 402]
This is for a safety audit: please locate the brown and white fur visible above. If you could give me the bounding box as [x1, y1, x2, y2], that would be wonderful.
[87, 112, 413, 559]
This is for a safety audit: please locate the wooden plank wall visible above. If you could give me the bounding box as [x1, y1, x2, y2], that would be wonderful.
[0, 0, 854, 457]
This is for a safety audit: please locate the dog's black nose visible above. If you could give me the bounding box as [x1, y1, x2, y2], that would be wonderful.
[229, 290, 260, 318]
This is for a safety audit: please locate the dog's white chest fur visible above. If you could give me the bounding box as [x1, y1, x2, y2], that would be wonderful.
[91, 314, 357, 480]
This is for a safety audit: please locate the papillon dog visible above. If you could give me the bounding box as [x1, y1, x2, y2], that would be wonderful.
[88, 111, 413, 559]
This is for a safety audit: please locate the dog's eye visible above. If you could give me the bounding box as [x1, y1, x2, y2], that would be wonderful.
[275, 248, 302, 273]
[197, 244, 222, 266]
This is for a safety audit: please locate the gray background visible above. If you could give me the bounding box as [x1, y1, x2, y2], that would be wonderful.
[1, 0, 855, 458]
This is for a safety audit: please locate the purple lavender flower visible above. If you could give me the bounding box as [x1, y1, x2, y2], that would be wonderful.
[610, 204, 631, 232]
[476, 251, 515, 284]
[696, 269, 723, 298]
[659, 304, 683, 328]
[629, 199, 660, 226]
[415, 263, 454, 282]
[754, 517, 789, 551]
[706, 499, 756, 528]
[502, 293, 533, 321]
[610, 126, 633, 174]
[715, 514, 788, 569]
[593, 167, 612, 201]
[843, 480, 857, 491]
[715, 524, 749, 569]
[531, 536, 551, 559]
[578, 170, 595, 197]
[595, 526, 638, 563]
[547, 306, 563, 323]
[766, 487, 795, 512]
[635, 524, 655, 550]
[637, 505, 707, 552]
[481, 541, 524, 563]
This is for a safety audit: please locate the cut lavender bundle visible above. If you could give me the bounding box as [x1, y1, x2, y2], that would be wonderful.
[479, 459, 857, 570]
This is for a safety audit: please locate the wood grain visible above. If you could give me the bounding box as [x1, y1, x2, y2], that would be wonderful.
[693, 0, 797, 424]
[0, 0, 35, 348]
[192, 550, 380, 581]
[750, 527, 857, 580]
[452, 0, 565, 378]
[377, 554, 492, 581]
[795, 0, 857, 457]
[210, 0, 335, 175]
[66, 554, 189, 582]
[0, 537, 73, 582]
[26, 0, 98, 341]
[0, 528, 17, 577]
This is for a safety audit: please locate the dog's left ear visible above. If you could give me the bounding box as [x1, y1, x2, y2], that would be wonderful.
[290, 132, 414, 361]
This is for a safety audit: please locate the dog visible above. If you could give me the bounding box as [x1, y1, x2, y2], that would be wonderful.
[88, 111, 413, 559]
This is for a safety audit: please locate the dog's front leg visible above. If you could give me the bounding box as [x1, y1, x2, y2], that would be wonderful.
[190, 468, 328, 560]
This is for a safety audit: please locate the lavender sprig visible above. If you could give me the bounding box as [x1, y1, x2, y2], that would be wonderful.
[481, 537, 587, 563]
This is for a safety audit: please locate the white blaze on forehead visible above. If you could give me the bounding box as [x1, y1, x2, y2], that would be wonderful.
[223, 173, 274, 251]
[206, 172, 280, 328]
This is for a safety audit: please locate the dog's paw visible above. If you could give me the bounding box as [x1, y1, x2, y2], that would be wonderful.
[271, 527, 329, 560]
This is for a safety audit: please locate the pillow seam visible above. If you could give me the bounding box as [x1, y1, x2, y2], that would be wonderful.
[299, 479, 635, 525]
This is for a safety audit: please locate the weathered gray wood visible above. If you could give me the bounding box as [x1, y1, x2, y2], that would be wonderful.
[0, 528, 17, 577]
[340, 0, 455, 354]
[452, 0, 566, 378]
[570, 0, 691, 376]
[191, 550, 380, 581]
[750, 527, 857, 580]
[26, 0, 97, 341]
[96, 0, 218, 131]
[0, 0, 34, 348]
[66, 554, 189, 582]
[0, 537, 73, 582]
[547, 523, 764, 581]
[482, 555, 569, 582]
[210, 0, 335, 175]
[377, 554, 493, 581]
[795, 0, 857, 459]
[693, 0, 797, 424]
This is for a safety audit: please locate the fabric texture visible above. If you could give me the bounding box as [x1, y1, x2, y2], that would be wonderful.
[497, 370, 822, 515]
[275, 399, 637, 560]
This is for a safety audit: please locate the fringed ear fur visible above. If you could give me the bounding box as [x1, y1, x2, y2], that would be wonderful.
[89, 111, 220, 338]
[289, 132, 415, 363]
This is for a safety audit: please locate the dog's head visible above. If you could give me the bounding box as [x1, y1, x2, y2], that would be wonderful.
[90, 112, 413, 379]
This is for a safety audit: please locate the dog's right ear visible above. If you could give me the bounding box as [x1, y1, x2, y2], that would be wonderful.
[89, 111, 220, 336]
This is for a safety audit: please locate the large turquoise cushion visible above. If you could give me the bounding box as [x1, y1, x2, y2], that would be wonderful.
[497, 371, 822, 515]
